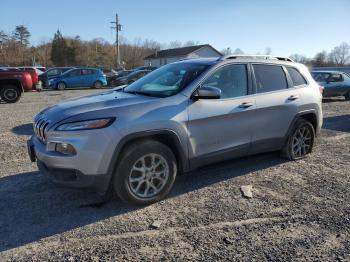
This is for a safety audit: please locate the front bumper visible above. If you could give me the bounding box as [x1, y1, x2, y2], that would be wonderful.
[27, 127, 122, 193]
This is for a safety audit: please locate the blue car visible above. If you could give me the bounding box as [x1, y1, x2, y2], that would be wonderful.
[311, 70, 350, 100]
[48, 68, 107, 90]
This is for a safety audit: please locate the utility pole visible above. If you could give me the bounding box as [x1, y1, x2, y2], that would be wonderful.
[111, 13, 122, 68]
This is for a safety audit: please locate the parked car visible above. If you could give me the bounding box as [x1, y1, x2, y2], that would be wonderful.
[111, 69, 151, 86]
[311, 71, 350, 100]
[47, 68, 107, 90]
[39, 67, 74, 87]
[28, 55, 323, 205]
[14, 67, 42, 91]
[107, 70, 132, 86]
[35, 66, 46, 73]
[101, 68, 118, 77]
[0, 70, 32, 103]
[132, 66, 157, 71]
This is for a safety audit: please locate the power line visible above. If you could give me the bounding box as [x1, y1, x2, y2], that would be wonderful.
[110, 13, 122, 68]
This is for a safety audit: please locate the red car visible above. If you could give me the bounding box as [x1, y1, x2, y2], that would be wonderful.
[16, 67, 43, 91]
[0, 70, 32, 103]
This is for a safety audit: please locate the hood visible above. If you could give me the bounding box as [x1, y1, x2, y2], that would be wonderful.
[35, 90, 157, 125]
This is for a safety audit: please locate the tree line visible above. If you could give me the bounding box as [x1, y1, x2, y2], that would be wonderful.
[221, 44, 350, 67]
[1, 25, 349, 69]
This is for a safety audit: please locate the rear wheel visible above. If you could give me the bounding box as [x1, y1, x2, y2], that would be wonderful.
[56, 82, 66, 90]
[0, 85, 22, 103]
[113, 140, 177, 205]
[93, 81, 102, 89]
[345, 92, 350, 101]
[282, 119, 315, 160]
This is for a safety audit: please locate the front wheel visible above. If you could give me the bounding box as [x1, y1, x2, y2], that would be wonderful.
[282, 119, 315, 160]
[113, 140, 177, 205]
[56, 82, 66, 90]
[0, 85, 22, 103]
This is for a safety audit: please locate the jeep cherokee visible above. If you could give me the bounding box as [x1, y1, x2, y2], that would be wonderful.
[27, 55, 323, 205]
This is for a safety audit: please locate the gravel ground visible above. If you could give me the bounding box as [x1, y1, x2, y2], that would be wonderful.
[0, 90, 349, 261]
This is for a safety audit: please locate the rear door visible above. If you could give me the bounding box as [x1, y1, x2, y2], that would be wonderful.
[81, 69, 95, 86]
[250, 64, 303, 153]
[187, 63, 256, 166]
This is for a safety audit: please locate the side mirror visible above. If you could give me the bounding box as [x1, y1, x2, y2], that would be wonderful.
[192, 85, 221, 100]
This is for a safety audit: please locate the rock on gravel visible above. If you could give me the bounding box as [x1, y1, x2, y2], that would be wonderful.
[240, 185, 253, 198]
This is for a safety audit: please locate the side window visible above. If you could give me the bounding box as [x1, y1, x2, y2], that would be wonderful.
[286, 67, 307, 87]
[47, 69, 59, 76]
[68, 70, 81, 77]
[82, 69, 92, 75]
[203, 64, 248, 99]
[253, 64, 288, 93]
[329, 73, 343, 82]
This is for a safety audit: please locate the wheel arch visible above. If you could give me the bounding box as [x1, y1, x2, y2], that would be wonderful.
[0, 79, 24, 93]
[113, 130, 188, 173]
[285, 110, 319, 142]
[100, 129, 189, 195]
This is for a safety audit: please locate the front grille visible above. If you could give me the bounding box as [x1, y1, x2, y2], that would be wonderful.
[33, 117, 50, 143]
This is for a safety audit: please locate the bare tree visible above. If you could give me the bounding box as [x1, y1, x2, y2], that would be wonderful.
[221, 47, 231, 55]
[233, 48, 244, 54]
[290, 54, 308, 64]
[328, 42, 350, 66]
[168, 40, 182, 49]
[312, 51, 328, 67]
[264, 47, 272, 55]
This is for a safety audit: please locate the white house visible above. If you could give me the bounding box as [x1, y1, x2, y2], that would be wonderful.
[144, 44, 222, 68]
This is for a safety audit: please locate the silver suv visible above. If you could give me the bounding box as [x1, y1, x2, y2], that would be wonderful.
[27, 55, 323, 205]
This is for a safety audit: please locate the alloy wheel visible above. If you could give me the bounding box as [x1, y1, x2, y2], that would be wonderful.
[128, 153, 169, 198]
[292, 126, 312, 157]
[94, 81, 102, 88]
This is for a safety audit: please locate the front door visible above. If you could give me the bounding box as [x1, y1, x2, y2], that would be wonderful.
[66, 69, 82, 87]
[187, 63, 255, 167]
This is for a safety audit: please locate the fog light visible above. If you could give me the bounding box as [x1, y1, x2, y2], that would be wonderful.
[55, 143, 76, 155]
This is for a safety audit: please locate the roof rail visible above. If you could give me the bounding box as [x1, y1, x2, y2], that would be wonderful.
[218, 54, 294, 62]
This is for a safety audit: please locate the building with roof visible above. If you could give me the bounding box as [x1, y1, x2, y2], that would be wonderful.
[144, 44, 222, 68]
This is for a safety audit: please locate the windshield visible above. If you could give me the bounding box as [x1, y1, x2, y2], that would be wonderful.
[124, 62, 210, 97]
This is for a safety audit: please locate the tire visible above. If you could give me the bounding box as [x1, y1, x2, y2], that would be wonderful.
[345, 92, 350, 101]
[0, 85, 22, 103]
[56, 82, 66, 90]
[282, 118, 315, 160]
[93, 81, 102, 89]
[113, 140, 177, 205]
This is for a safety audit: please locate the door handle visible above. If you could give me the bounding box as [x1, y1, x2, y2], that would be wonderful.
[239, 102, 254, 108]
[288, 95, 299, 101]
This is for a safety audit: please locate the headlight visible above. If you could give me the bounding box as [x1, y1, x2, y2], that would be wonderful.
[56, 118, 115, 131]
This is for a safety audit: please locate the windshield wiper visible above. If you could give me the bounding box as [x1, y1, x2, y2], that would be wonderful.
[123, 90, 153, 97]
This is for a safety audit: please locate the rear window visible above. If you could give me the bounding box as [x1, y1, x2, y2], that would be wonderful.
[287, 67, 307, 87]
[312, 72, 331, 82]
[253, 64, 288, 93]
